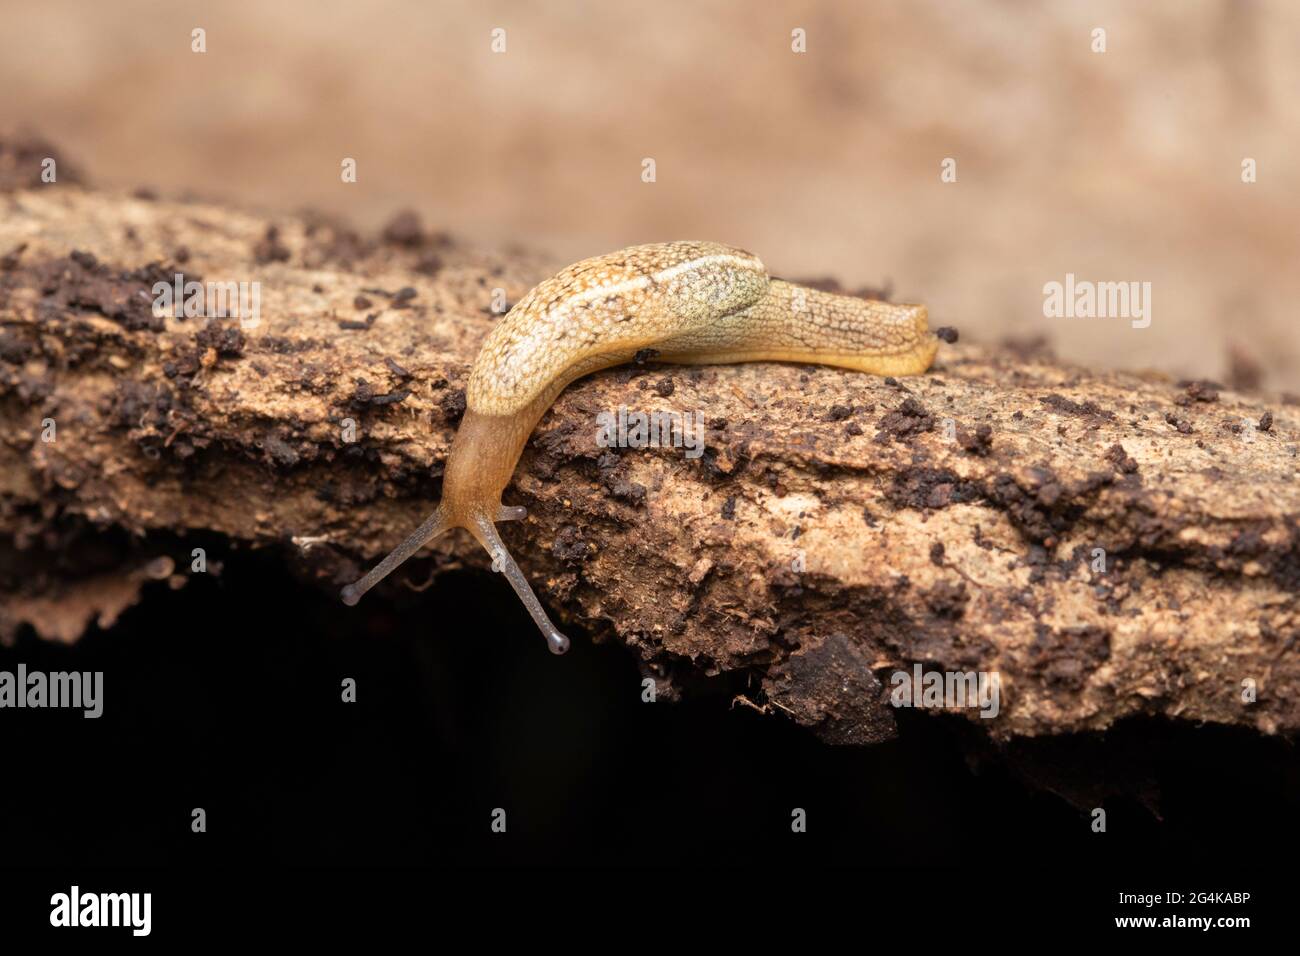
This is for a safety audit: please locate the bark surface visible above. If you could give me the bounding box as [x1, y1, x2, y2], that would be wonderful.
[2, 181, 1297, 744]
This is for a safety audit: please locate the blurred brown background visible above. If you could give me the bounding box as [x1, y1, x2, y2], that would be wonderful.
[2, 0, 1296, 387]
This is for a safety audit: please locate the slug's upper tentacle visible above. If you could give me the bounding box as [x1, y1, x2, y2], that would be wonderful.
[470, 513, 569, 655]
[340, 505, 448, 607]
[340, 240, 942, 656]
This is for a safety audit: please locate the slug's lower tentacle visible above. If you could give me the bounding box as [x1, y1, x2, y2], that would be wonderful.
[470, 513, 570, 655]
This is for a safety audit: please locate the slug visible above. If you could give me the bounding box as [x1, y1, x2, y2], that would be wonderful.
[340, 241, 940, 654]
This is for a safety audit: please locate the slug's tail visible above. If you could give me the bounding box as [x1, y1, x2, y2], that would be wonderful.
[339, 503, 570, 656]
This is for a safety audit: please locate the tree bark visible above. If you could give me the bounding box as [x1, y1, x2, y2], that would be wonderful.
[2, 184, 1297, 743]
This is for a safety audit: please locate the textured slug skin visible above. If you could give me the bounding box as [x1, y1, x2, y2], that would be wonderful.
[342, 240, 940, 654]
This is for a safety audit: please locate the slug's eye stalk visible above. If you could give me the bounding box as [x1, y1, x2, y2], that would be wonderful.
[338, 506, 450, 608]
[471, 513, 570, 655]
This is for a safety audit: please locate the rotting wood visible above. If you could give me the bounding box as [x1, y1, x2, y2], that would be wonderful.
[1, 180, 1297, 744]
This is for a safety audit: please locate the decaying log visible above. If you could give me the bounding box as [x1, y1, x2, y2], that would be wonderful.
[2, 181, 1298, 745]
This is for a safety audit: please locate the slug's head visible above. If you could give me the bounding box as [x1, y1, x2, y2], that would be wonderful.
[337, 498, 571, 656]
[337, 412, 573, 656]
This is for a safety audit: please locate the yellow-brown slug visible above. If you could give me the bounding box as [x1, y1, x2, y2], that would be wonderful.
[341, 241, 940, 654]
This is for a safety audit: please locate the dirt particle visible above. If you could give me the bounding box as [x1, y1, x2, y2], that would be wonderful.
[0, 330, 34, 364]
[986, 467, 1112, 544]
[888, 467, 982, 511]
[874, 397, 934, 443]
[1029, 624, 1111, 691]
[0, 242, 27, 271]
[369, 389, 410, 407]
[1175, 380, 1221, 405]
[381, 209, 425, 247]
[552, 525, 590, 563]
[596, 450, 647, 505]
[253, 226, 291, 265]
[194, 320, 246, 358]
[1040, 394, 1115, 421]
[415, 253, 444, 277]
[1105, 443, 1139, 474]
[262, 435, 300, 468]
[925, 580, 967, 618]
[440, 388, 467, 423]
[761, 633, 897, 745]
[0, 135, 84, 190]
[959, 423, 993, 456]
[349, 379, 375, 405]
